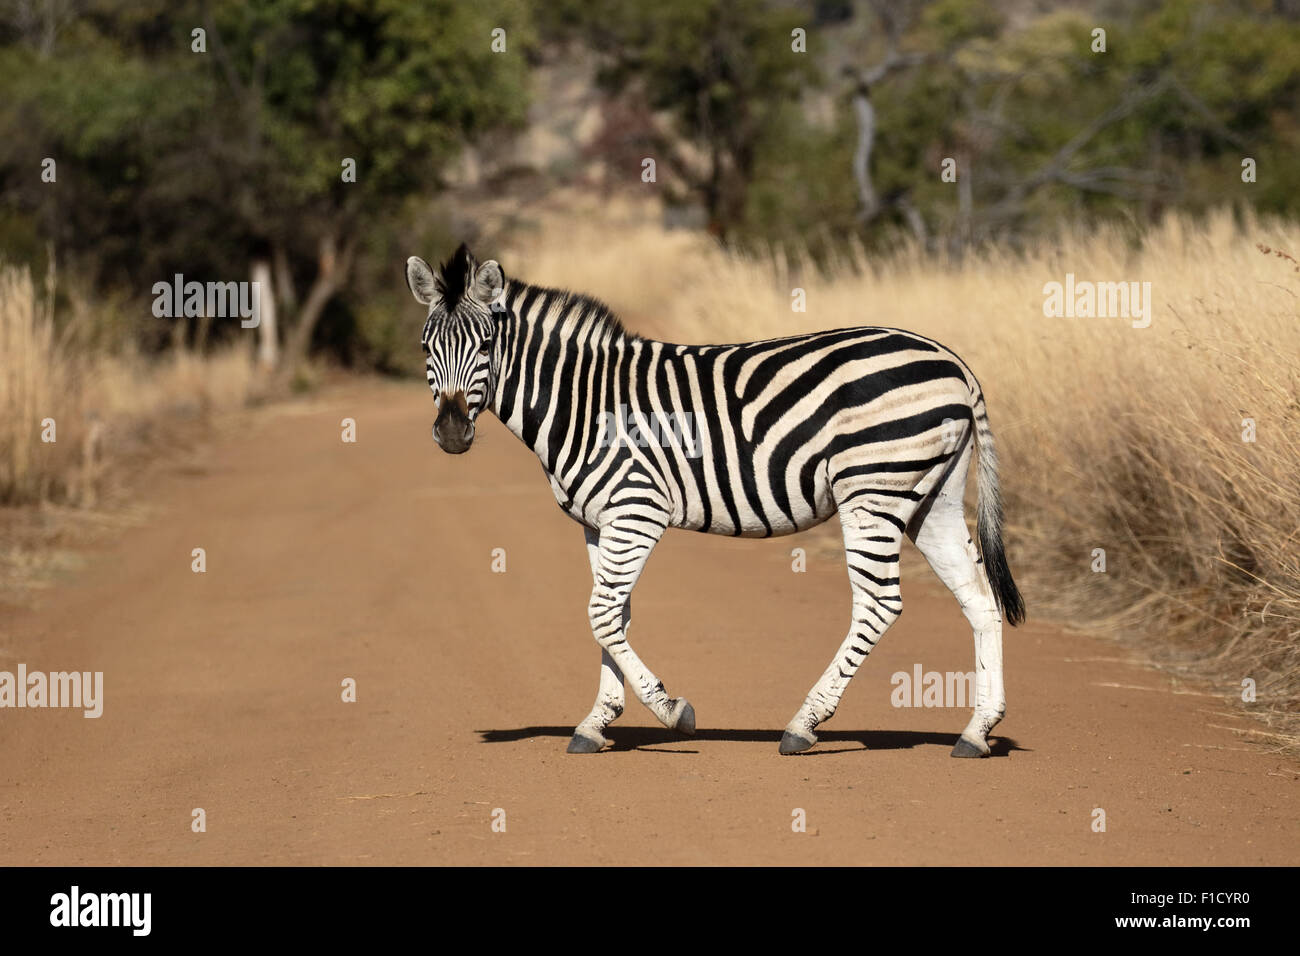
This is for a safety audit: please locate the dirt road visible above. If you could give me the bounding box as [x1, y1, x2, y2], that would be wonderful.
[1, 380, 1296, 865]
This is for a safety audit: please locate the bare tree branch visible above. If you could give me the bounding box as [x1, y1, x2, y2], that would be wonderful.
[843, 4, 929, 226]
[979, 75, 1174, 228]
[1166, 74, 1249, 150]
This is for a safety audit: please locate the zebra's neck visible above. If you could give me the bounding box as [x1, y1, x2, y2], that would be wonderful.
[490, 278, 641, 462]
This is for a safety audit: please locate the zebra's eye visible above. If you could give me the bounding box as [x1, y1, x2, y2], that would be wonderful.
[478, 342, 491, 356]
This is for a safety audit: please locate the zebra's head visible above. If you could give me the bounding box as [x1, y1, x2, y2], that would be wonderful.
[407, 243, 505, 455]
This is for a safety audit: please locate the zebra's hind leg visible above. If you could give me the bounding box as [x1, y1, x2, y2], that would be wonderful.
[907, 444, 1006, 758]
[780, 502, 904, 755]
[568, 518, 693, 754]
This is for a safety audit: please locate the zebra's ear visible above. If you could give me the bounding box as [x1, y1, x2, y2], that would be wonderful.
[406, 256, 438, 306]
[471, 259, 505, 306]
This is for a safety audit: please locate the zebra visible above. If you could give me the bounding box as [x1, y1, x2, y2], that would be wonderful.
[409, 243, 1024, 758]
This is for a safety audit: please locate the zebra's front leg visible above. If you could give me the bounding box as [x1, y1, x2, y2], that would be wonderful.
[566, 518, 694, 754]
[780, 507, 904, 755]
[567, 649, 627, 754]
[568, 527, 628, 753]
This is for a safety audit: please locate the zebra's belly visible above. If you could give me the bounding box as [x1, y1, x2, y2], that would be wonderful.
[677, 459, 837, 537]
[546, 449, 838, 538]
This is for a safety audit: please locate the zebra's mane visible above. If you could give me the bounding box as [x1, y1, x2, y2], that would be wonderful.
[512, 280, 639, 345]
[441, 243, 636, 345]
[435, 243, 476, 313]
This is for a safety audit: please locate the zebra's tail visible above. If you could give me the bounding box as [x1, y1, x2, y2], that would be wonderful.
[971, 394, 1025, 627]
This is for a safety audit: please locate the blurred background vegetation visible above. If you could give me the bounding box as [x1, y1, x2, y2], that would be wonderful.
[2, 0, 1298, 379]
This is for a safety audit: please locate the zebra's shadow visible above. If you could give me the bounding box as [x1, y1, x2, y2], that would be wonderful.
[476, 726, 1025, 756]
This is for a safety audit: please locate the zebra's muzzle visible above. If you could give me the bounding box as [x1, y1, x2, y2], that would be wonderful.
[433, 396, 475, 454]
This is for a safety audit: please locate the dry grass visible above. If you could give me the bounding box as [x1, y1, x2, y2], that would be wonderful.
[0, 261, 258, 510]
[1, 261, 259, 605]
[505, 201, 1300, 748]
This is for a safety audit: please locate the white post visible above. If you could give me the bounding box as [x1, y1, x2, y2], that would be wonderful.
[251, 259, 278, 369]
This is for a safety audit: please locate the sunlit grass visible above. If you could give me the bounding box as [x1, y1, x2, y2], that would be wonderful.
[0, 262, 256, 508]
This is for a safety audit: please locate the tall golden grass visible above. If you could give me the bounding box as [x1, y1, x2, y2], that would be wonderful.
[0, 262, 256, 509]
[506, 203, 1300, 746]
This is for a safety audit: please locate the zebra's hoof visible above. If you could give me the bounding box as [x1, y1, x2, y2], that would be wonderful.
[671, 699, 696, 736]
[779, 730, 817, 755]
[566, 731, 606, 754]
[950, 735, 990, 758]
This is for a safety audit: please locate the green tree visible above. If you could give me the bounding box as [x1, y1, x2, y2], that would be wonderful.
[545, 0, 820, 240]
[0, 0, 532, 372]
[199, 0, 532, 375]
